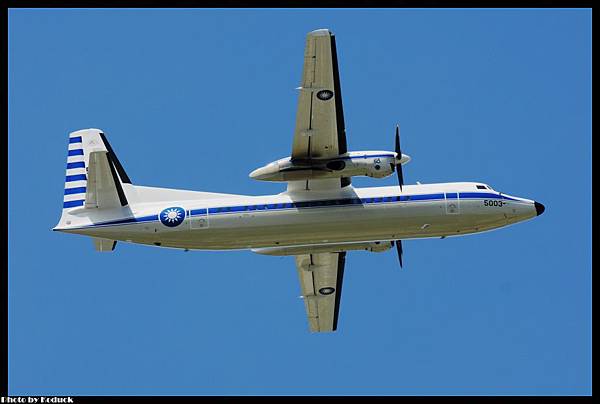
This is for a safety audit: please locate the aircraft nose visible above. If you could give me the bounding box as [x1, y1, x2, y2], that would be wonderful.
[534, 201, 545, 216]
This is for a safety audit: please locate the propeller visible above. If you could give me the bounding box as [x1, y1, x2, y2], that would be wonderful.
[391, 125, 406, 269]
[395, 125, 404, 192]
[392, 240, 403, 269]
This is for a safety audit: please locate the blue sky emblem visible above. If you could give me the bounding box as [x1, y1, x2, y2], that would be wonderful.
[160, 207, 186, 227]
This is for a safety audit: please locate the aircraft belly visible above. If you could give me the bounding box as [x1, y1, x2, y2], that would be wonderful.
[155, 201, 487, 249]
[69, 199, 516, 250]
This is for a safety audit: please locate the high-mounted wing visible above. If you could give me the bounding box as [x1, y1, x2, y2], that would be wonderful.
[295, 252, 346, 332]
[292, 29, 347, 162]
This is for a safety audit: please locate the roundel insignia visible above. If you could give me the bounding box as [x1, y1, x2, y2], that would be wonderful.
[316, 90, 334, 101]
[319, 287, 335, 295]
[160, 206, 186, 227]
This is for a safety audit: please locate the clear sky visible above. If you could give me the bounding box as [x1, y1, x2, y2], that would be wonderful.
[8, 9, 591, 396]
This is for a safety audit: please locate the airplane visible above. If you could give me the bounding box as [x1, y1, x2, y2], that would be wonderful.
[54, 28, 545, 333]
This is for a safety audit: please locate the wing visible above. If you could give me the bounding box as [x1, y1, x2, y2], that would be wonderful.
[292, 29, 347, 161]
[295, 252, 346, 332]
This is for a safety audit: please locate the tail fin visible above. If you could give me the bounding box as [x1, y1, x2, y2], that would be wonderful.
[57, 128, 132, 227]
[62, 128, 131, 209]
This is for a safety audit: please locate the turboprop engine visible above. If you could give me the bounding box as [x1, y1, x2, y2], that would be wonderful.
[249, 151, 411, 182]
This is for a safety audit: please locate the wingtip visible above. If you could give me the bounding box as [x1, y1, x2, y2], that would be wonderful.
[308, 29, 331, 37]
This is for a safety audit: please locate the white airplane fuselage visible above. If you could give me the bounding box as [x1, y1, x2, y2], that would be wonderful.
[58, 182, 543, 251]
[53, 28, 547, 332]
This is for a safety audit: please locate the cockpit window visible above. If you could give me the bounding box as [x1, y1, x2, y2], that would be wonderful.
[476, 185, 487, 190]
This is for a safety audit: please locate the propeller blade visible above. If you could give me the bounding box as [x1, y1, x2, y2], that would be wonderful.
[395, 125, 404, 191]
[392, 240, 403, 269]
[396, 162, 404, 191]
[395, 125, 401, 154]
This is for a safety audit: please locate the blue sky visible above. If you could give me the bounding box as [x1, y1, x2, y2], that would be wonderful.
[8, 9, 591, 395]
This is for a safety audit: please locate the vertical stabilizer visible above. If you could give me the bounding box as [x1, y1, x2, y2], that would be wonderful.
[55, 129, 133, 241]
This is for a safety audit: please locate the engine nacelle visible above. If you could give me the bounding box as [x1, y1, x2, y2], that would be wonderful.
[249, 151, 410, 182]
[363, 159, 394, 178]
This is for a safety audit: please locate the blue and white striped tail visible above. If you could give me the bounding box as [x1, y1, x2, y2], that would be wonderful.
[55, 128, 133, 240]
[62, 128, 107, 210]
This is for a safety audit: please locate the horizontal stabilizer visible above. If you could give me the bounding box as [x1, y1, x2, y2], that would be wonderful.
[93, 237, 117, 252]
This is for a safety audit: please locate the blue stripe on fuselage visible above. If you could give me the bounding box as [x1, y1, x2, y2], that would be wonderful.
[69, 191, 522, 230]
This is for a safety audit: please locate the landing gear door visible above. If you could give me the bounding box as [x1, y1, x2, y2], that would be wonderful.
[445, 192, 460, 214]
[189, 209, 210, 229]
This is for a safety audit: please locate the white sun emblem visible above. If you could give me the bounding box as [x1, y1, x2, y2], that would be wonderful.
[163, 208, 182, 223]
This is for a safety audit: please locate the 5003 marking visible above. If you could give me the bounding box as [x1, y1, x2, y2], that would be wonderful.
[484, 200, 504, 207]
